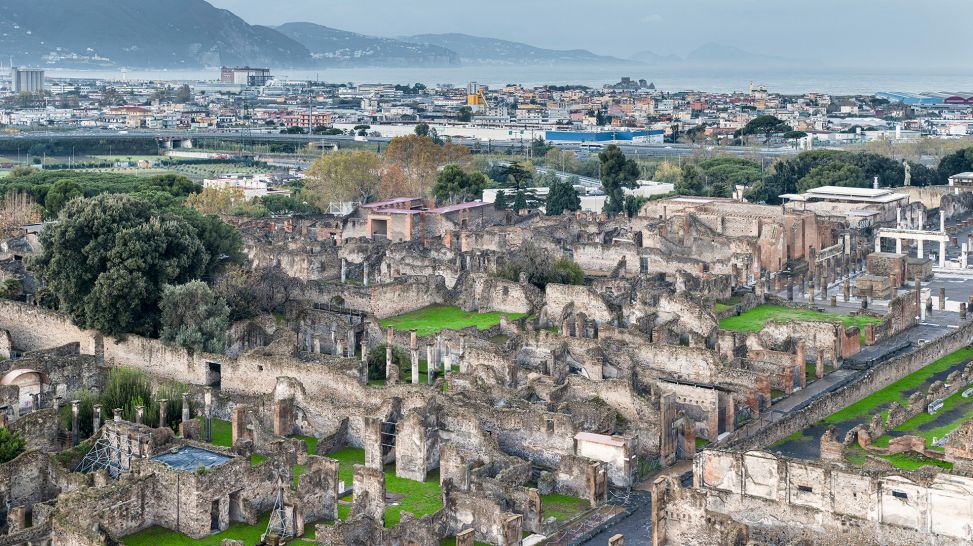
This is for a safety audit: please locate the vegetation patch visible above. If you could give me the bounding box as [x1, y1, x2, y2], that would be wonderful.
[719, 305, 880, 336]
[825, 347, 973, 424]
[379, 305, 526, 337]
[122, 512, 315, 546]
[540, 493, 590, 522]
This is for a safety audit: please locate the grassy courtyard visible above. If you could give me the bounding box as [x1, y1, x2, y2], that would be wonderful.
[719, 305, 881, 335]
[379, 305, 527, 337]
[540, 493, 590, 522]
[771, 347, 973, 472]
[326, 447, 443, 527]
[123, 512, 317, 546]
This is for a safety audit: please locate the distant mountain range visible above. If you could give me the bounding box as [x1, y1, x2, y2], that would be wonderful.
[631, 42, 792, 66]
[274, 23, 460, 67]
[402, 33, 631, 66]
[0, 0, 787, 71]
[0, 0, 310, 68]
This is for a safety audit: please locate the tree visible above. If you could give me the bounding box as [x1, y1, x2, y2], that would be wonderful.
[383, 135, 469, 197]
[44, 179, 83, 218]
[175, 84, 192, 103]
[304, 150, 383, 207]
[653, 160, 683, 185]
[938, 147, 973, 183]
[367, 343, 408, 381]
[457, 106, 473, 122]
[530, 138, 552, 158]
[185, 187, 249, 215]
[494, 190, 508, 210]
[545, 177, 581, 216]
[740, 115, 792, 143]
[675, 165, 705, 195]
[513, 190, 528, 213]
[414, 123, 430, 137]
[497, 243, 584, 289]
[598, 145, 640, 215]
[30, 194, 209, 336]
[159, 281, 230, 353]
[0, 191, 41, 237]
[0, 429, 25, 464]
[432, 165, 487, 205]
[797, 163, 867, 193]
[624, 195, 649, 218]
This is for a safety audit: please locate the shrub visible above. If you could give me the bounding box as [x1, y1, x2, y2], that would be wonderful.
[0, 428, 26, 464]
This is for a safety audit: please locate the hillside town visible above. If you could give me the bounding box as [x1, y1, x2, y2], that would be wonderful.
[2, 68, 972, 145]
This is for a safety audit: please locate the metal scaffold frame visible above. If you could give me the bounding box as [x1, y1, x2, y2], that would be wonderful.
[75, 430, 142, 478]
[265, 482, 294, 540]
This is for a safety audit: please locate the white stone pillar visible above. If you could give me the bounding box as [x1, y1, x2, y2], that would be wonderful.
[896, 207, 902, 228]
[917, 239, 924, 259]
[962, 243, 968, 269]
[895, 238, 902, 254]
[939, 241, 947, 268]
[874, 236, 882, 253]
[941, 211, 946, 233]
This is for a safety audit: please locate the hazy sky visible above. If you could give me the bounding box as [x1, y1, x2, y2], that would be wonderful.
[208, 0, 972, 68]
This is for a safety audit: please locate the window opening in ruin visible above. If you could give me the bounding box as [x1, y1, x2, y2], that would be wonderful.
[639, 257, 648, 274]
[891, 490, 908, 500]
[798, 485, 813, 493]
[207, 361, 222, 390]
[258, 365, 264, 372]
[546, 419, 555, 433]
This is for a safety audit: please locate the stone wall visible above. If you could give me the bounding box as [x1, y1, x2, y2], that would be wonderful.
[681, 448, 973, 545]
[727, 317, 973, 451]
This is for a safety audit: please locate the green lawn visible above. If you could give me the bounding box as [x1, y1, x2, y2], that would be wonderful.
[324, 447, 441, 527]
[825, 347, 973, 424]
[870, 381, 973, 449]
[379, 305, 527, 337]
[122, 512, 316, 546]
[541, 494, 590, 522]
[719, 305, 880, 335]
[196, 417, 233, 447]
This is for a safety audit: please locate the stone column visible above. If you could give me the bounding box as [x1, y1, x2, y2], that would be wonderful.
[113, 408, 122, 423]
[815, 351, 824, 380]
[889, 274, 897, 299]
[940, 287, 946, 310]
[963, 243, 969, 268]
[939, 240, 947, 268]
[135, 405, 144, 425]
[363, 263, 369, 286]
[361, 337, 369, 364]
[182, 392, 191, 424]
[158, 399, 168, 428]
[93, 404, 102, 433]
[340, 258, 347, 283]
[917, 239, 924, 259]
[895, 238, 902, 254]
[426, 343, 435, 385]
[874, 237, 881, 253]
[962, 302, 968, 320]
[231, 404, 248, 446]
[843, 279, 850, 302]
[330, 325, 337, 355]
[385, 331, 394, 381]
[347, 330, 356, 358]
[71, 400, 80, 446]
[410, 330, 419, 384]
[830, 295, 837, 307]
[312, 334, 321, 354]
[203, 387, 213, 442]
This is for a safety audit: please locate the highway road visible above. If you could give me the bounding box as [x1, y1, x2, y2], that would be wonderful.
[0, 129, 800, 160]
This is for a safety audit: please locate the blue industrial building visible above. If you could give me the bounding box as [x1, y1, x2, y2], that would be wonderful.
[545, 129, 665, 143]
[877, 91, 973, 106]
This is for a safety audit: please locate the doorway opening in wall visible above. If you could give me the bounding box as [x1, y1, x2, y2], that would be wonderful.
[210, 499, 220, 532]
[207, 361, 221, 390]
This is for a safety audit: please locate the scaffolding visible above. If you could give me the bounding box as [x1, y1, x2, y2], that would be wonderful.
[265, 482, 294, 540]
[76, 430, 141, 478]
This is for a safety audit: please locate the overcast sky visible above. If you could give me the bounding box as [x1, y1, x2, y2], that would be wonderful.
[208, 0, 971, 68]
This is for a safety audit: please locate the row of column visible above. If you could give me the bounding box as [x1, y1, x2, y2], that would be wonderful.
[385, 327, 466, 385]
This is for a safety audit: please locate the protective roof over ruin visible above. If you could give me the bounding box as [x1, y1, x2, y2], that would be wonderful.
[151, 446, 233, 471]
